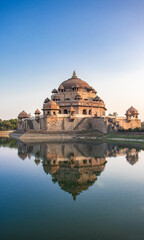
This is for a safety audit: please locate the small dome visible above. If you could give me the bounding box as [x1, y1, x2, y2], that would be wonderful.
[35, 159, 40, 165]
[35, 109, 41, 114]
[92, 89, 97, 94]
[18, 152, 28, 160]
[88, 86, 93, 90]
[126, 106, 138, 116]
[70, 106, 75, 112]
[52, 88, 58, 93]
[43, 100, 60, 110]
[88, 86, 97, 93]
[44, 97, 50, 103]
[74, 94, 82, 100]
[93, 96, 101, 101]
[59, 71, 90, 90]
[18, 111, 28, 119]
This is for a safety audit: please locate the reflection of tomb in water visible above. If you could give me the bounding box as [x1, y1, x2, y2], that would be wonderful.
[16, 141, 141, 199]
[18, 152, 28, 160]
[126, 149, 139, 165]
[17, 142, 108, 199]
[18, 142, 28, 160]
[35, 157, 41, 165]
[41, 143, 108, 200]
[43, 155, 106, 200]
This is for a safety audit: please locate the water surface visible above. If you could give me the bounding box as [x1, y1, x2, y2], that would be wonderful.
[0, 137, 144, 240]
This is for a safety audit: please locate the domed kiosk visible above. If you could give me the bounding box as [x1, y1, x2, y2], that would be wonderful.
[126, 106, 139, 120]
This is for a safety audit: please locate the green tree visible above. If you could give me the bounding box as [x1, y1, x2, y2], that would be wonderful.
[0, 119, 18, 130]
[108, 112, 118, 117]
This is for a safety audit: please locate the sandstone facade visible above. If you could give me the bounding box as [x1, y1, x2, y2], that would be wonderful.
[17, 72, 141, 133]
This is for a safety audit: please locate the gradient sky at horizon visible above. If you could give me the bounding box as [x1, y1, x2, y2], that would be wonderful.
[0, 0, 144, 120]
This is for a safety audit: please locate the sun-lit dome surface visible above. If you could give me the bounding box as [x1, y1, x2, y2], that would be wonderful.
[43, 100, 60, 110]
[35, 109, 41, 114]
[126, 106, 139, 116]
[18, 111, 28, 119]
[59, 71, 90, 90]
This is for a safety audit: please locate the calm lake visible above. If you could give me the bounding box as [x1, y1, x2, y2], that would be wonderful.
[0, 137, 144, 240]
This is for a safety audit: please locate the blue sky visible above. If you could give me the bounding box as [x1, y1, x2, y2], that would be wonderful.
[0, 0, 144, 119]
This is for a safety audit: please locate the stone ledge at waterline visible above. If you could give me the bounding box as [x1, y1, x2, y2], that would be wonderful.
[0, 130, 14, 137]
[9, 129, 104, 142]
[9, 131, 144, 145]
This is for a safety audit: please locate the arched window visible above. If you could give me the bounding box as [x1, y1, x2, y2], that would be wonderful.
[47, 111, 50, 116]
[53, 112, 56, 115]
[59, 110, 61, 114]
[64, 109, 68, 114]
[83, 109, 87, 115]
[89, 110, 91, 115]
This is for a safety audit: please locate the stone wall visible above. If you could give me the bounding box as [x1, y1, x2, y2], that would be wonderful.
[18, 115, 141, 134]
[116, 117, 141, 130]
[20, 116, 108, 133]
[45, 116, 108, 133]
[47, 117, 64, 131]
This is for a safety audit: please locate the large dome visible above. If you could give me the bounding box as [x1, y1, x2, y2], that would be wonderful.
[59, 71, 90, 90]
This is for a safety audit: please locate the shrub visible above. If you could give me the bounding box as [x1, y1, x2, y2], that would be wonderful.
[0, 119, 18, 130]
[118, 127, 142, 133]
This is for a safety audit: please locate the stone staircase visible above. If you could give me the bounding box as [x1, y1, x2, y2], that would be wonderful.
[73, 118, 86, 131]
[107, 117, 120, 132]
[27, 120, 34, 130]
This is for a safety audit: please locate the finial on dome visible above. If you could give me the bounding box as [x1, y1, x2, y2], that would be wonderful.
[72, 71, 77, 78]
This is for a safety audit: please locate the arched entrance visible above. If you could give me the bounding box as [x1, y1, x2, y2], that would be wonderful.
[64, 109, 68, 114]
[83, 109, 87, 115]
